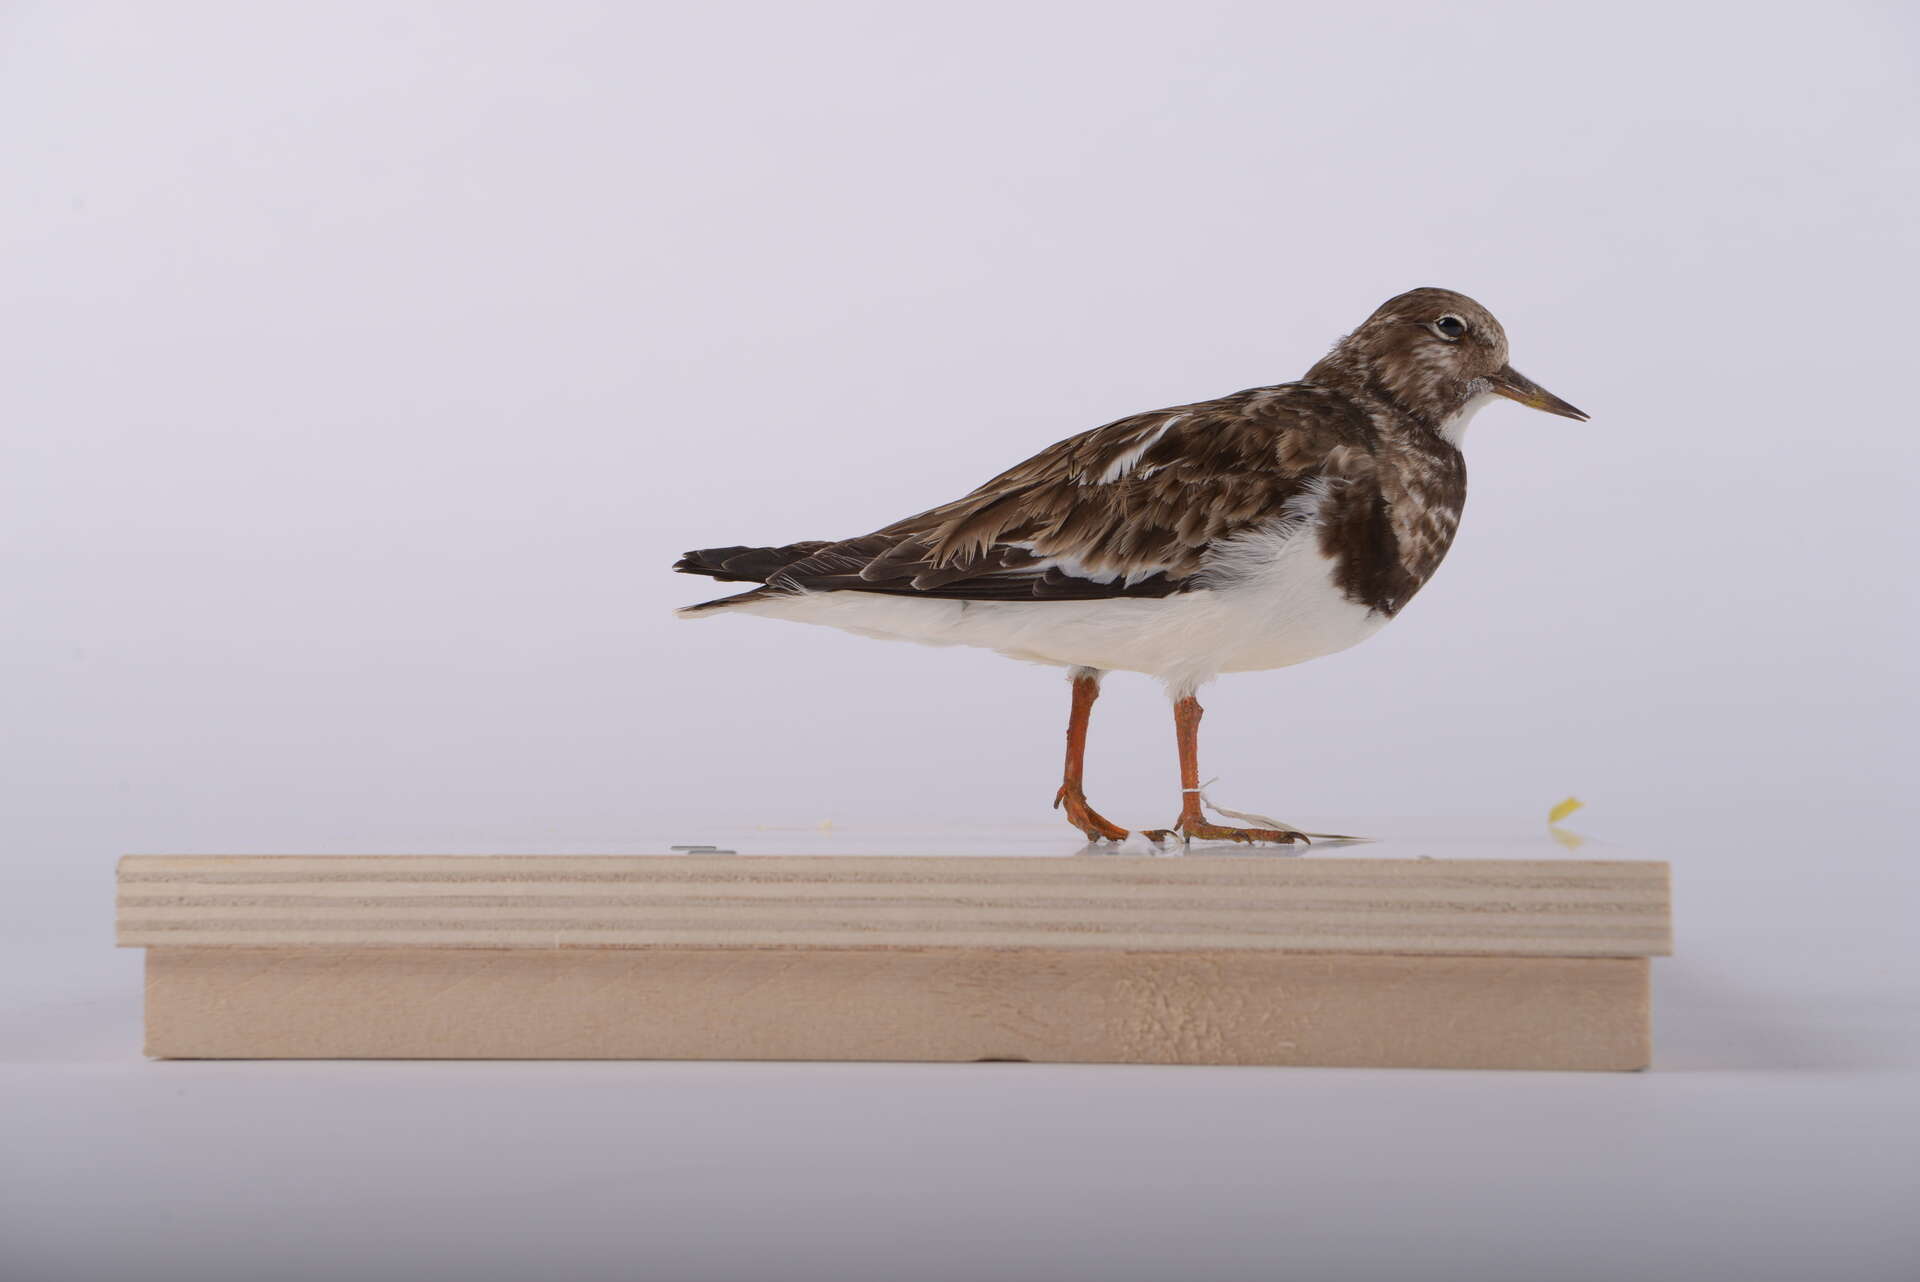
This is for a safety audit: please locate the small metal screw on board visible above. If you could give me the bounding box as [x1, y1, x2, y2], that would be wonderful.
[670, 844, 737, 855]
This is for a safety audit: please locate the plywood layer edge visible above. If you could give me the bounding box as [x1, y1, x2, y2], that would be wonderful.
[117, 855, 1671, 957]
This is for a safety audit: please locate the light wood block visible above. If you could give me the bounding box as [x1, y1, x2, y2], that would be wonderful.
[118, 854, 1670, 1070]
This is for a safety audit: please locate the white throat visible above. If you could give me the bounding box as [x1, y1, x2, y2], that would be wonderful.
[1440, 390, 1499, 446]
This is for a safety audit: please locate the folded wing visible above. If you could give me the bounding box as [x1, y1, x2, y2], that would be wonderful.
[680, 385, 1373, 604]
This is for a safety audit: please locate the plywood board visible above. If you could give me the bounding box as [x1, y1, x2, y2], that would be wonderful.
[144, 947, 1652, 1070]
[117, 855, 1671, 957]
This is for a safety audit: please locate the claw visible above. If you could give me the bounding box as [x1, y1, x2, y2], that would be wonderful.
[1056, 784, 1129, 843]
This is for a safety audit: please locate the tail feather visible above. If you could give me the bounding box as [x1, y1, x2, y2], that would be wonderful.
[673, 540, 831, 584]
[674, 540, 829, 616]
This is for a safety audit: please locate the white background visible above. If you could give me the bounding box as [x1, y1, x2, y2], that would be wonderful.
[2, 4, 1915, 1281]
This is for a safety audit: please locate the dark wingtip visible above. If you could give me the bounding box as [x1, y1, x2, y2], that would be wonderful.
[677, 586, 770, 615]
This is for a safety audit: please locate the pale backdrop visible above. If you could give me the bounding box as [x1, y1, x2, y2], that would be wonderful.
[3, 3, 1914, 844]
[2, 5, 1916, 1281]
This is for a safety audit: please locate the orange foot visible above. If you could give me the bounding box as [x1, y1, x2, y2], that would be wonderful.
[1054, 784, 1129, 842]
[1143, 820, 1310, 847]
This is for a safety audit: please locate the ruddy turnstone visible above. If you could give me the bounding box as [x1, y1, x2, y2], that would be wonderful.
[676, 288, 1585, 845]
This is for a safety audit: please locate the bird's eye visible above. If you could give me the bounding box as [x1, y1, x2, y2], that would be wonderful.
[1433, 315, 1467, 340]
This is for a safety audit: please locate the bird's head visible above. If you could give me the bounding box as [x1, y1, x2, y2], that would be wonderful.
[1309, 287, 1587, 432]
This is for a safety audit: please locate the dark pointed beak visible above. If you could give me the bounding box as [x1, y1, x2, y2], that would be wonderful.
[1490, 364, 1588, 421]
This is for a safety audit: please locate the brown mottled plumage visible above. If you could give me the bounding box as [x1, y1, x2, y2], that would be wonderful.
[679, 288, 1578, 616]
[676, 288, 1585, 845]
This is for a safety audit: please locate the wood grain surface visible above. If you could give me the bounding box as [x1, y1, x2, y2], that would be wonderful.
[143, 947, 1653, 1069]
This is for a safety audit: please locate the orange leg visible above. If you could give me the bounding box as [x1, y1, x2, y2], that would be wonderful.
[1143, 695, 1308, 846]
[1052, 669, 1129, 842]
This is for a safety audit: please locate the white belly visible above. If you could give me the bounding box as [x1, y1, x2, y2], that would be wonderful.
[713, 520, 1388, 693]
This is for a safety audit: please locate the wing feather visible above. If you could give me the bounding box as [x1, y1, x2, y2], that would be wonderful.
[758, 384, 1376, 603]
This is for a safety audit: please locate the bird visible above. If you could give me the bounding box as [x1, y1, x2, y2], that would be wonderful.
[674, 287, 1586, 846]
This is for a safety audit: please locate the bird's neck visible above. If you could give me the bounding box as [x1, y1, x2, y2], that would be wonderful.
[1305, 348, 1475, 437]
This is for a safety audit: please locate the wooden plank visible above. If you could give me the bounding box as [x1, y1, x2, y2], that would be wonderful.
[143, 947, 1652, 1070]
[117, 855, 1671, 958]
